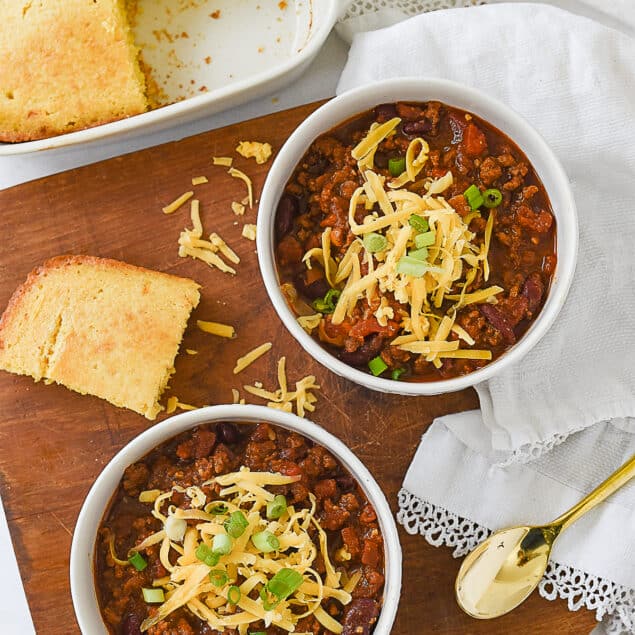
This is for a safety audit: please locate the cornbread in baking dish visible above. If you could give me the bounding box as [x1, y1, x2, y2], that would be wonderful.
[0, 256, 200, 419]
[0, 0, 148, 142]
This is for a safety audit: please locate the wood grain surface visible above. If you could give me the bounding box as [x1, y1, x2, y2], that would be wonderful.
[0, 102, 595, 634]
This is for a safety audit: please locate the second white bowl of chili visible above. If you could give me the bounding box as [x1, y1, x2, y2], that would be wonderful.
[257, 77, 577, 395]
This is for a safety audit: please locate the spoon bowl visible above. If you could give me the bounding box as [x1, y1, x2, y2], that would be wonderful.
[455, 525, 556, 618]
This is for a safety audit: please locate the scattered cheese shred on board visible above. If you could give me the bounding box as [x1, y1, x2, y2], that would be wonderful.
[165, 396, 178, 414]
[212, 156, 233, 167]
[236, 141, 273, 164]
[197, 320, 236, 338]
[228, 167, 254, 208]
[163, 191, 194, 214]
[185, 349, 198, 355]
[231, 201, 246, 216]
[210, 233, 240, 264]
[233, 342, 272, 374]
[191, 176, 208, 185]
[242, 224, 257, 241]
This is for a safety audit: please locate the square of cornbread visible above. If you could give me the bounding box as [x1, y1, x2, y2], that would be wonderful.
[0, 256, 200, 419]
[0, 0, 148, 142]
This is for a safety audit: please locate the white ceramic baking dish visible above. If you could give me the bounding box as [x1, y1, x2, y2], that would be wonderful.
[0, 0, 348, 156]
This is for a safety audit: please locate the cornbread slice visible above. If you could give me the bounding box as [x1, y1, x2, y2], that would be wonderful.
[0, 0, 148, 142]
[0, 256, 200, 419]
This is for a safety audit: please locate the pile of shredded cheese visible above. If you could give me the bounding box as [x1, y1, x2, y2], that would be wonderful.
[113, 468, 357, 634]
[301, 117, 500, 368]
[237, 356, 320, 418]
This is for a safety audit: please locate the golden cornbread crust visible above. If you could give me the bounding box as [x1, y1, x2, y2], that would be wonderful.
[0, 0, 148, 142]
[0, 255, 200, 419]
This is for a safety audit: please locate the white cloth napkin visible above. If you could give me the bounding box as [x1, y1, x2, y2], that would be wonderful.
[336, 2, 635, 632]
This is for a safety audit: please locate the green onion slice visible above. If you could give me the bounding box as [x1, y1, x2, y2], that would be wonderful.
[388, 156, 406, 177]
[227, 585, 241, 605]
[205, 502, 228, 515]
[396, 255, 428, 277]
[266, 495, 287, 520]
[142, 588, 165, 603]
[128, 551, 147, 572]
[414, 231, 436, 248]
[209, 569, 229, 587]
[313, 288, 340, 314]
[464, 184, 484, 210]
[250, 632, 266, 635]
[362, 232, 388, 253]
[259, 568, 305, 610]
[224, 511, 249, 538]
[408, 248, 429, 261]
[408, 214, 429, 233]
[212, 533, 233, 555]
[368, 356, 388, 376]
[195, 543, 220, 567]
[391, 368, 406, 381]
[252, 531, 280, 553]
[482, 188, 503, 208]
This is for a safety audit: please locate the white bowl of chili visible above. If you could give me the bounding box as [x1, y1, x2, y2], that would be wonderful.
[256, 77, 577, 395]
[70, 404, 402, 634]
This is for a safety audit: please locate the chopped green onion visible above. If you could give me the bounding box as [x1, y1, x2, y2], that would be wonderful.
[266, 495, 287, 520]
[312, 288, 341, 314]
[388, 156, 406, 177]
[250, 632, 266, 635]
[362, 232, 388, 253]
[368, 356, 388, 376]
[224, 511, 249, 538]
[396, 255, 428, 277]
[252, 531, 280, 553]
[205, 502, 228, 515]
[464, 184, 484, 210]
[212, 533, 233, 555]
[209, 569, 229, 587]
[142, 588, 165, 603]
[267, 568, 304, 600]
[195, 543, 220, 567]
[482, 188, 503, 208]
[408, 214, 429, 233]
[227, 585, 241, 605]
[391, 368, 406, 381]
[128, 551, 147, 572]
[408, 248, 429, 261]
[414, 231, 436, 248]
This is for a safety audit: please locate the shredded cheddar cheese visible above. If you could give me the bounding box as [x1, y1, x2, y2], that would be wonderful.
[197, 320, 236, 339]
[122, 469, 356, 633]
[229, 168, 254, 209]
[212, 156, 233, 167]
[233, 342, 273, 374]
[232, 201, 246, 216]
[192, 176, 209, 185]
[236, 141, 273, 164]
[163, 191, 194, 214]
[242, 224, 257, 241]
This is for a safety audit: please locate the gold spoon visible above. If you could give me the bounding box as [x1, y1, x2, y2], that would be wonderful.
[455, 453, 635, 619]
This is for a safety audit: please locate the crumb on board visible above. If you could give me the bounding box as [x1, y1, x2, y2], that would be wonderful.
[210, 10, 221, 19]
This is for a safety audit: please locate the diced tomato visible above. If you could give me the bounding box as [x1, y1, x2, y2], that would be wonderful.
[462, 123, 488, 158]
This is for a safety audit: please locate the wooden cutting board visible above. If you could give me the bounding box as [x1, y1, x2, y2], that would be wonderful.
[0, 102, 595, 634]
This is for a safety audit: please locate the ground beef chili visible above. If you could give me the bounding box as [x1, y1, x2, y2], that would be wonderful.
[95, 422, 384, 635]
[274, 102, 557, 380]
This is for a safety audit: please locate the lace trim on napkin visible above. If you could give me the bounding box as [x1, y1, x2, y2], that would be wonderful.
[397, 489, 635, 633]
[344, 0, 485, 20]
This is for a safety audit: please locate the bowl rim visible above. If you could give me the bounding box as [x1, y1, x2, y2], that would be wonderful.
[70, 404, 402, 634]
[256, 77, 578, 395]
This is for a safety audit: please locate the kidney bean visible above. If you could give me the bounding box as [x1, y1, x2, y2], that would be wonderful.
[522, 272, 545, 313]
[338, 335, 384, 367]
[479, 304, 516, 345]
[374, 103, 397, 122]
[215, 422, 241, 445]
[275, 193, 298, 240]
[373, 151, 388, 169]
[402, 119, 432, 136]
[342, 599, 380, 635]
[120, 612, 142, 635]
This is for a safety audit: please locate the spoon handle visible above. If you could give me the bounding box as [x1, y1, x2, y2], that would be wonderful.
[553, 453, 635, 531]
